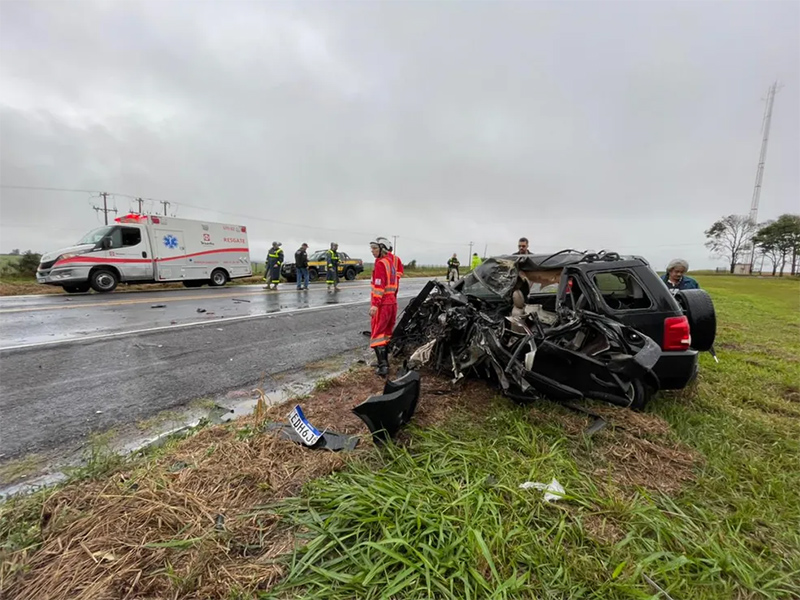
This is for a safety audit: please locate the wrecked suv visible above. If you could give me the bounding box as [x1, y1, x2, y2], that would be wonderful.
[390, 251, 716, 409]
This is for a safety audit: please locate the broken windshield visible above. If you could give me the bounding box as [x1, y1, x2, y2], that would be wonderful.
[460, 257, 518, 300]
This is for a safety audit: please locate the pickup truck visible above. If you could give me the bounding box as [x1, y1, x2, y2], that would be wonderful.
[281, 250, 364, 283]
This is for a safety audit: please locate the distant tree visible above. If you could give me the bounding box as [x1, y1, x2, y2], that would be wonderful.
[10, 249, 20, 255]
[753, 223, 781, 276]
[753, 215, 800, 276]
[407, 259, 417, 269]
[14, 250, 41, 277]
[704, 215, 757, 274]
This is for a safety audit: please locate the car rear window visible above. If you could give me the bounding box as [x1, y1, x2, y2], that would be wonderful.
[592, 271, 653, 310]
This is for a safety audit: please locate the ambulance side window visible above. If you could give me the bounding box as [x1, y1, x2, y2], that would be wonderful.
[120, 227, 142, 247]
[107, 228, 123, 248]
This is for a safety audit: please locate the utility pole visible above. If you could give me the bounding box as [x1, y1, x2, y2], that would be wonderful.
[483, 243, 488, 259]
[92, 192, 117, 225]
[468, 241, 474, 262]
[135, 197, 145, 214]
[160, 200, 170, 216]
[748, 81, 781, 269]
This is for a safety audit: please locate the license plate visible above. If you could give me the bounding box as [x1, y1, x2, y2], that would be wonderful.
[288, 405, 322, 446]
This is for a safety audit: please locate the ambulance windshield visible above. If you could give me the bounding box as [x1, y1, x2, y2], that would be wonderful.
[77, 226, 113, 245]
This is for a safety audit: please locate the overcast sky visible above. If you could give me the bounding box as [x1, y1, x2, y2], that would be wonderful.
[1, 0, 798, 269]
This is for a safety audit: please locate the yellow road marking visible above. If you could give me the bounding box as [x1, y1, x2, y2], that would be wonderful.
[0, 284, 372, 314]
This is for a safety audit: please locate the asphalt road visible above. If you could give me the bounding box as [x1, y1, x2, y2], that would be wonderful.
[0, 279, 429, 460]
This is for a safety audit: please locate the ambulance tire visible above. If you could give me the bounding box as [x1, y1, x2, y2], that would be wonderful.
[90, 268, 118, 293]
[344, 267, 356, 281]
[308, 268, 319, 282]
[209, 269, 228, 287]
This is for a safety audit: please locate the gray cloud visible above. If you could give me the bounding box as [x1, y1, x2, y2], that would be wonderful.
[1, 0, 798, 269]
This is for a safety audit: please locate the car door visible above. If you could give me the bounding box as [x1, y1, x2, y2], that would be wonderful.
[106, 225, 152, 280]
[337, 252, 349, 275]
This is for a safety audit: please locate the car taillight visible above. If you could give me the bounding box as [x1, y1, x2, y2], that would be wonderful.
[663, 316, 691, 351]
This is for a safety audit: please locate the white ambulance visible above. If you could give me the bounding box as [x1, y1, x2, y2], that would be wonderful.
[36, 214, 252, 293]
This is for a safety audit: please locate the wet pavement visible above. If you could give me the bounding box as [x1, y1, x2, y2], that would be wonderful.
[0, 279, 429, 350]
[0, 279, 431, 463]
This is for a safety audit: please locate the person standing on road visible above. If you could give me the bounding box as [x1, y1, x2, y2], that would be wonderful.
[295, 243, 310, 290]
[470, 253, 482, 271]
[514, 237, 531, 255]
[326, 242, 341, 292]
[447, 253, 460, 282]
[661, 258, 700, 291]
[369, 236, 400, 377]
[266, 242, 284, 290]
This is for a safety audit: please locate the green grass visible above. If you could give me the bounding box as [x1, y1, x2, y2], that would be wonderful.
[260, 275, 800, 599]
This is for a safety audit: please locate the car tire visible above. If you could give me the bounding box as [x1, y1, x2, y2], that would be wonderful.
[344, 267, 356, 281]
[89, 269, 118, 293]
[627, 378, 653, 410]
[309, 268, 319, 282]
[675, 289, 716, 352]
[209, 269, 228, 287]
[62, 283, 91, 294]
[183, 281, 204, 288]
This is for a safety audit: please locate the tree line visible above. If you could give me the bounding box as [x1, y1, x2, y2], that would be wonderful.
[705, 214, 800, 276]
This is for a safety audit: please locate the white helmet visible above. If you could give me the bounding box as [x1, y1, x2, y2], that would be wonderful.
[371, 236, 392, 252]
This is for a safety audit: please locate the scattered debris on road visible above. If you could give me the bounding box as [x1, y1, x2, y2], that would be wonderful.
[150, 304, 166, 308]
[232, 298, 251, 303]
[196, 308, 206, 313]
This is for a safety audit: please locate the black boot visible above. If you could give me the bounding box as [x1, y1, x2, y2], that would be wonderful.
[374, 346, 389, 378]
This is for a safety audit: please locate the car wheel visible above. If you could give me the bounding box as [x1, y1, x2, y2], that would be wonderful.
[675, 289, 716, 352]
[89, 269, 118, 293]
[344, 267, 356, 281]
[309, 268, 319, 282]
[62, 283, 90, 294]
[626, 378, 653, 410]
[209, 269, 228, 287]
[183, 281, 204, 288]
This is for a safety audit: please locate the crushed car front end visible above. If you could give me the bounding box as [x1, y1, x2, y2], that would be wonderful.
[391, 253, 670, 409]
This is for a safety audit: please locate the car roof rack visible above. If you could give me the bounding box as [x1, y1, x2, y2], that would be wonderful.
[582, 250, 623, 263]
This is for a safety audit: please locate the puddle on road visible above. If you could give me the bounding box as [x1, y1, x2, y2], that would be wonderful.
[0, 351, 366, 501]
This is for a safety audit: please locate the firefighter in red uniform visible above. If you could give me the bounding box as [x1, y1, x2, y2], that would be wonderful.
[385, 241, 404, 290]
[369, 237, 401, 377]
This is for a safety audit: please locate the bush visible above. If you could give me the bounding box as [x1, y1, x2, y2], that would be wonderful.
[14, 250, 41, 277]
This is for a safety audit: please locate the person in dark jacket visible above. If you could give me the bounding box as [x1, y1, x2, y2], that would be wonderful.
[514, 237, 532, 255]
[295, 243, 309, 290]
[447, 253, 460, 282]
[265, 242, 284, 290]
[661, 258, 700, 291]
[326, 242, 340, 292]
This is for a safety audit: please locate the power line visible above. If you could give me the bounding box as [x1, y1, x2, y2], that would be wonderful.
[0, 183, 709, 252]
[91, 192, 117, 225]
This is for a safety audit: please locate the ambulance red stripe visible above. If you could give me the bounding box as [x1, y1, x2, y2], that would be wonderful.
[53, 247, 250, 267]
